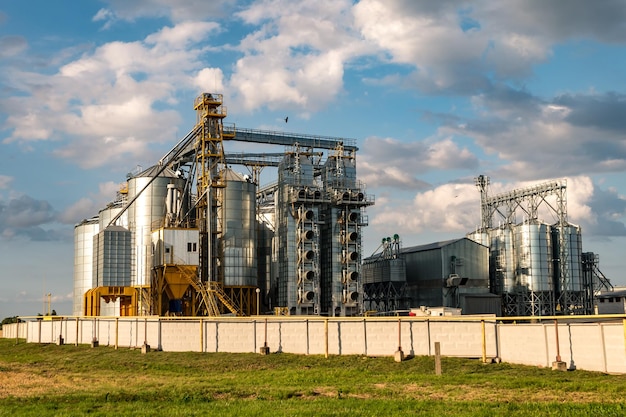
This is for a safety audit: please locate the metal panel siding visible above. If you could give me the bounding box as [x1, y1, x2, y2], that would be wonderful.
[514, 223, 553, 292]
[128, 171, 184, 287]
[73, 220, 99, 316]
[223, 175, 257, 286]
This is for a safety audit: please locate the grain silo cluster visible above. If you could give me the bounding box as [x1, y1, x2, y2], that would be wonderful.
[73, 93, 372, 317]
[74, 93, 613, 319]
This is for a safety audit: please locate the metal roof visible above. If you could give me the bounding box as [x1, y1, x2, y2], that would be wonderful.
[401, 238, 468, 254]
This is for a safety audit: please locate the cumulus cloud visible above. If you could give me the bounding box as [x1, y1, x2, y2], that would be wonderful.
[352, 0, 626, 94]
[0, 194, 60, 241]
[359, 136, 479, 189]
[369, 175, 626, 241]
[1, 20, 226, 167]
[0, 175, 13, 189]
[0, 36, 27, 58]
[93, 0, 236, 26]
[431, 87, 626, 181]
[58, 181, 121, 224]
[230, 0, 373, 113]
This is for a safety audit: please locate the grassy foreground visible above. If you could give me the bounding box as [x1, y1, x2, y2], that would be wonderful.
[1, 339, 625, 416]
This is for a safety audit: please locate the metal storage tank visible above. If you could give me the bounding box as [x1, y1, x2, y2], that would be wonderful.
[552, 223, 583, 292]
[127, 165, 184, 287]
[93, 225, 132, 287]
[466, 230, 490, 247]
[73, 217, 99, 316]
[514, 221, 553, 292]
[222, 169, 257, 286]
[489, 227, 515, 294]
[98, 202, 128, 230]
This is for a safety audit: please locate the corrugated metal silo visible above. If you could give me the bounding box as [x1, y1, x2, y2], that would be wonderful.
[514, 221, 553, 292]
[127, 166, 184, 287]
[73, 217, 99, 316]
[222, 169, 257, 286]
[552, 223, 583, 292]
[489, 227, 515, 294]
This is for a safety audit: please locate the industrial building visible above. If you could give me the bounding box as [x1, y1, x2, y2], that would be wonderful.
[73, 93, 373, 317]
[362, 176, 613, 317]
[363, 236, 494, 314]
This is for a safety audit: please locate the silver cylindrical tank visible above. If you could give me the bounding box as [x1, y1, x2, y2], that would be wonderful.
[466, 230, 490, 247]
[222, 169, 257, 286]
[489, 227, 515, 294]
[514, 221, 553, 292]
[98, 202, 128, 230]
[73, 217, 99, 316]
[552, 223, 583, 292]
[127, 166, 184, 287]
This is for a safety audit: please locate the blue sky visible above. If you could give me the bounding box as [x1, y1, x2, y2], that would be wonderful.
[1, 0, 626, 318]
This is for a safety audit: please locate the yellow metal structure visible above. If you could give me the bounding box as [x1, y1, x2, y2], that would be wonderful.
[84, 286, 137, 316]
[193, 93, 242, 316]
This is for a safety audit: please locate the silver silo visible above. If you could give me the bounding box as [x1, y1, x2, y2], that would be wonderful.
[552, 223, 583, 292]
[466, 230, 490, 247]
[514, 221, 553, 292]
[73, 217, 99, 316]
[489, 227, 515, 294]
[98, 201, 128, 230]
[127, 165, 184, 288]
[222, 169, 257, 286]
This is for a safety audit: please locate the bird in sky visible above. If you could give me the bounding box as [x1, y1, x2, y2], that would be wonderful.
[284, 116, 288, 123]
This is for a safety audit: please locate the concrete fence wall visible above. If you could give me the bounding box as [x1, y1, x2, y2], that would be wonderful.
[3, 317, 625, 374]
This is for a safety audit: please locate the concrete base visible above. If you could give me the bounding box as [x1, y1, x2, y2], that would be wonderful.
[91, 339, 99, 348]
[141, 343, 150, 354]
[552, 361, 567, 371]
[56, 336, 64, 346]
[259, 346, 270, 355]
[394, 349, 405, 363]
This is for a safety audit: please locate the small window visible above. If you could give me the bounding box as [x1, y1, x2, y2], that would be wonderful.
[188, 242, 197, 252]
[165, 247, 171, 254]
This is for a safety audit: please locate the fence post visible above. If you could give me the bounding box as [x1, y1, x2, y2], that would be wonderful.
[481, 320, 487, 363]
[324, 319, 329, 358]
[394, 318, 404, 362]
[435, 341, 442, 375]
[551, 319, 566, 371]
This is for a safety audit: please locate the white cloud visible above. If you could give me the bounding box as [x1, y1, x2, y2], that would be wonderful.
[0, 175, 14, 189]
[359, 136, 479, 189]
[93, 0, 235, 25]
[229, 0, 372, 113]
[59, 181, 122, 224]
[369, 175, 607, 240]
[2, 21, 220, 167]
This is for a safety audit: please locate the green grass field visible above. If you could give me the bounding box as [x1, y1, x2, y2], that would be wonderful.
[1, 338, 626, 416]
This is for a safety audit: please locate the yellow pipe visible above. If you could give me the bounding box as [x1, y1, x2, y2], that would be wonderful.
[324, 319, 329, 358]
[481, 320, 486, 363]
[200, 318, 204, 353]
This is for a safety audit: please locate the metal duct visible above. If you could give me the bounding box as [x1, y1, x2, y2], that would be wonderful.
[301, 229, 314, 240]
[344, 251, 359, 263]
[343, 270, 358, 283]
[299, 250, 315, 262]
